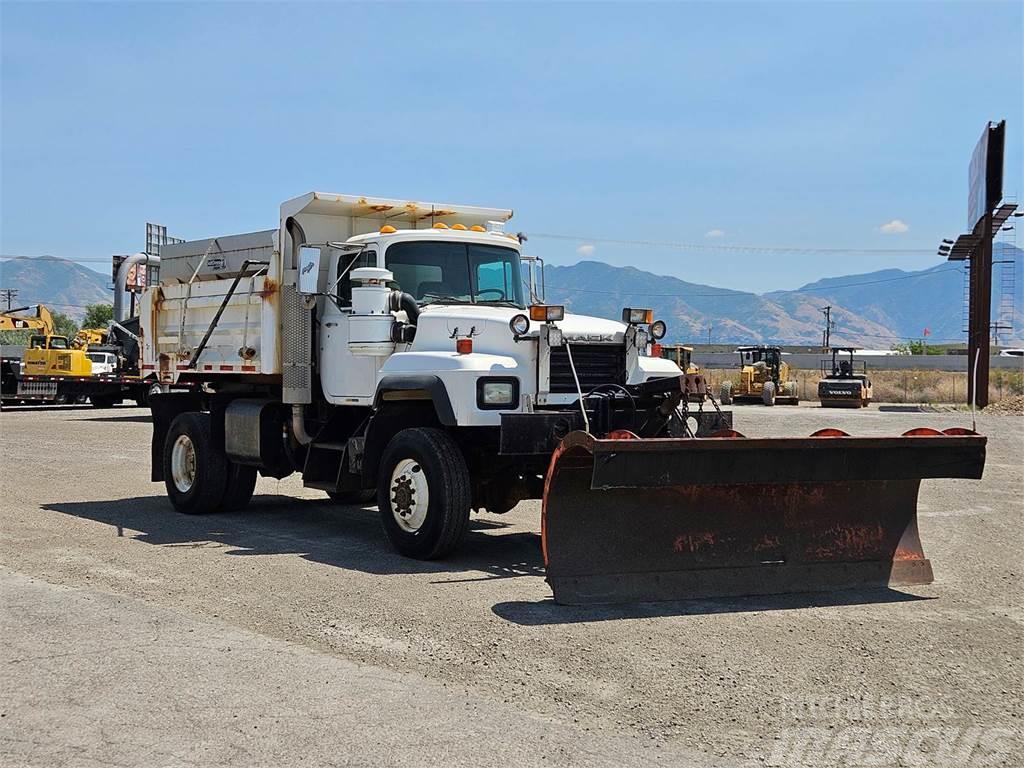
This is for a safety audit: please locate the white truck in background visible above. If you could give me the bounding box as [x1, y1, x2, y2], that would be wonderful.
[141, 192, 725, 559]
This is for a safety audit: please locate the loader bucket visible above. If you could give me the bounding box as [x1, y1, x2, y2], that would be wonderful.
[542, 428, 985, 605]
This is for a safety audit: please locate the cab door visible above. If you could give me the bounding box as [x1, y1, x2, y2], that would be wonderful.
[320, 248, 379, 403]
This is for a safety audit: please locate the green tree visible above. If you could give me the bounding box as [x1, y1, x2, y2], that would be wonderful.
[82, 303, 113, 329]
[52, 312, 78, 339]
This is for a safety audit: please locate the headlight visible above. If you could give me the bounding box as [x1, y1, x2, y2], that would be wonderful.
[621, 307, 653, 324]
[477, 377, 519, 409]
[650, 319, 667, 340]
[509, 314, 530, 336]
[529, 304, 565, 322]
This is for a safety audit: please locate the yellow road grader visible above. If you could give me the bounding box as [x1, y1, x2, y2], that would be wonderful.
[719, 345, 799, 406]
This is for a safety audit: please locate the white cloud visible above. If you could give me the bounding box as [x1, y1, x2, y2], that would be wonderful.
[879, 219, 909, 234]
[576, 243, 595, 256]
[704, 229, 725, 239]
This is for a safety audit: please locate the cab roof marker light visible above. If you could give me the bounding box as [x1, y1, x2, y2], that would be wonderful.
[379, 225, 397, 234]
[470, 225, 486, 232]
[451, 223, 468, 231]
[432, 222, 449, 229]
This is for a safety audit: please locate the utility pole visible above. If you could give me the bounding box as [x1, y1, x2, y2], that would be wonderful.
[968, 211, 994, 407]
[707, 326, 712, 346]
[0, 288, 17, 311]
[820, 305, 833, 351]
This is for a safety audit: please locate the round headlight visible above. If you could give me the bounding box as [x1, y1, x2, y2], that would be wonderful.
[509, 314, 530, 336]
[650, 319, 667, 340]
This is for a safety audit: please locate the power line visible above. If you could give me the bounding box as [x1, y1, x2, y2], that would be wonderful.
[529, 232, 938, 255]
[2, 298, 101, 310]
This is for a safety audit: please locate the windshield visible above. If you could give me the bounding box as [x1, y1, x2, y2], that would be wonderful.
[385, 241, 525, 307]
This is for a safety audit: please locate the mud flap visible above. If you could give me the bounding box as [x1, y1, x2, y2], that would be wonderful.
[542, 428, 986, 605]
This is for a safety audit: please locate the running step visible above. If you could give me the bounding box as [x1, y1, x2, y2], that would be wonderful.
[304, 480, 339, 492]
[310, 441, 347, 452]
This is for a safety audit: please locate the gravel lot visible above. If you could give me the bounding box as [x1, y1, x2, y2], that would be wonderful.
[1, 404, 1021, 767]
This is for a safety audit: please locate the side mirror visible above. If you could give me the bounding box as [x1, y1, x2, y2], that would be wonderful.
[298, 246, 321, 295]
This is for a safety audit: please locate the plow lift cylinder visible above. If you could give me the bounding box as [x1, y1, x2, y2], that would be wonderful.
[541, 427, 986, 605]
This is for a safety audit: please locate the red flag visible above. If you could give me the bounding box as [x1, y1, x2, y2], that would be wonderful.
[923, 328, 931, 337]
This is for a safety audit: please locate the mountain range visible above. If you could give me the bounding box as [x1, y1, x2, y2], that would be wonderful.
[2, 248, 1022, 345]
[544, 244, 1023, 346]
[0, 256, 111, 321]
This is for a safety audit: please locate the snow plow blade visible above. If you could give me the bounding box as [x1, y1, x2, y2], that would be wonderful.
[542, 428, 986, 605]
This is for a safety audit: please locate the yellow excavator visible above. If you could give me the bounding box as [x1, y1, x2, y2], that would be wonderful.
[0, 305, 92, 376]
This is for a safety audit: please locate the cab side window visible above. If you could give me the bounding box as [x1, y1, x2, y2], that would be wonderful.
[336, 250, 377, 306]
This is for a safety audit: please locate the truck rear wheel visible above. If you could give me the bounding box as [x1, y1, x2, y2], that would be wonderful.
[221, 464, 258, 512]
[163, 412, 229, 514]
[377, 427, 470, 560]
[762, 380, 776, 406]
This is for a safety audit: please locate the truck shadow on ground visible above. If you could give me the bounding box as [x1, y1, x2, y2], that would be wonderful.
[44, 495, 934, 623]
[492, 588, 930, 625]
[43, 494, 545, 582]
[82, 414, 153, 424]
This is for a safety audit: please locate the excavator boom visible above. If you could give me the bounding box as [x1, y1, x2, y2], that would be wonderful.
[0, 305, 55, 335]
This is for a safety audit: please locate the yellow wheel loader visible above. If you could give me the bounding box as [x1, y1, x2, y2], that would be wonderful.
[719, 345, 799, 406]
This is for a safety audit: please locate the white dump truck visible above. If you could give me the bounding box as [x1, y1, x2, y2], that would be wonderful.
[141, 191, 985, 605]
[141, 192, 720, 557]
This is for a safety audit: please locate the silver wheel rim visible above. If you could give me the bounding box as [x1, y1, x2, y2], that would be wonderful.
[170, 434, 197, 493]
[389, 458, 429, 533]
[149, 383, 163, 398]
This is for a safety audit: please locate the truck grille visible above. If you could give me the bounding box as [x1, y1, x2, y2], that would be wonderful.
[549, 344, 626, 394]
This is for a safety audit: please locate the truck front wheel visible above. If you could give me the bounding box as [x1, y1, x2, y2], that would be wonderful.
[163, 412, 229, 514]
[377, 427, 471, 559]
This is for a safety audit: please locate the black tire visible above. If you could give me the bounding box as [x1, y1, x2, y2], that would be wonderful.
[719, 380, 733, 405]
[163, 412, 229, 514]
[327, 489, 377, 505]
[377, 427, 471, 559]
[762, 380, 776, 406]
[221, 463, 257, 512]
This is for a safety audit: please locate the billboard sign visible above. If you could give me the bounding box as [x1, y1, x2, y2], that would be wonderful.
[111, 255, 148, 293]
[968, 120, 1005, 230]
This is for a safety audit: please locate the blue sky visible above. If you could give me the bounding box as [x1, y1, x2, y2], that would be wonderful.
[1, 1, 1021, 293]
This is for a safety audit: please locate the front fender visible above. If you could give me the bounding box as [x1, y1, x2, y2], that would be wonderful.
[375, 374, 457, 426]
[633, 355, 684, 383]
[378, 352, 522, 426]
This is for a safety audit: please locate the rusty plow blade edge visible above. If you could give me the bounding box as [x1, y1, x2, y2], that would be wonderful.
[541, 430, 986, 605]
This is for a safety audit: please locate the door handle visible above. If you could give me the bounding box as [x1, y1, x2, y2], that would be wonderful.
[325, 322, 338, 328]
